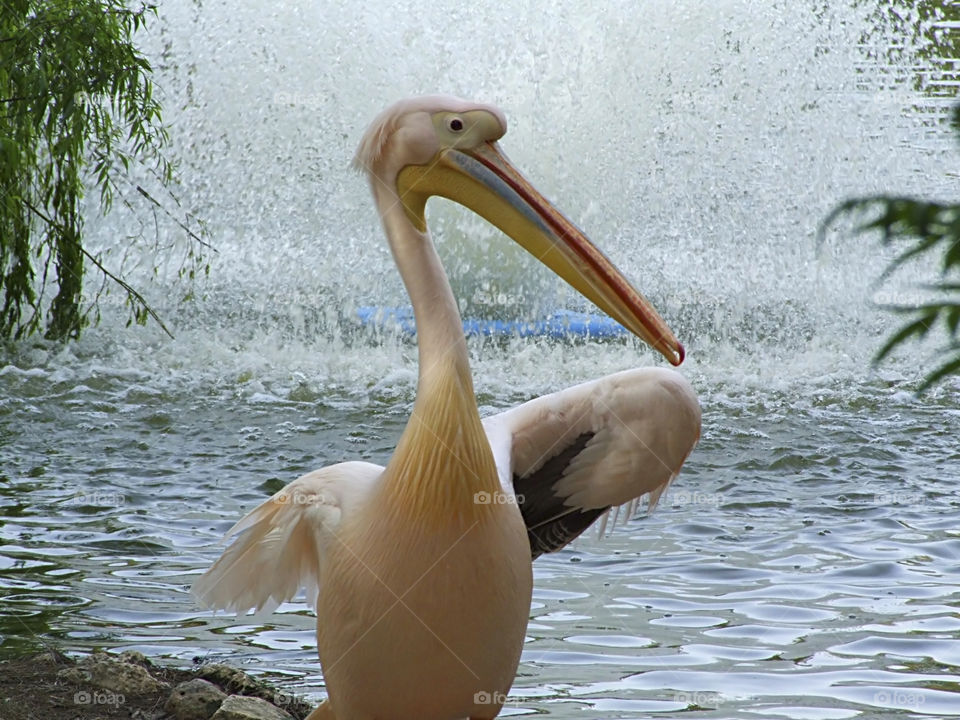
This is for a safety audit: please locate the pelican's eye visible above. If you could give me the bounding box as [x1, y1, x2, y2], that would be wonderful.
[431, 110, 496, 147]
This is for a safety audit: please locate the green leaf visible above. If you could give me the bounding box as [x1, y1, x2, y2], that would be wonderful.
[826, 101, 960, 392]
[946, 305, 960, 336]
[874, 313, 938, 365]
[917, 352, 960, 394]
[1, 0, 206, 342]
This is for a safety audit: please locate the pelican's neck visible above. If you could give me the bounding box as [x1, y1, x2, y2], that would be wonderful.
[375, 184, 471, 386]
[372, 182, 499, 517]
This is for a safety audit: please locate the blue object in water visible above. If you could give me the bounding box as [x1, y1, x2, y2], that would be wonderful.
[356, 306, 628, 339]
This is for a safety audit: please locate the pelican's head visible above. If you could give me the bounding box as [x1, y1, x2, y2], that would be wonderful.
[355, 95, 685, 366]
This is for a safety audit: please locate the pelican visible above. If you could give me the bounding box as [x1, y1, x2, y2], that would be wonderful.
[194, 95, 700, 720]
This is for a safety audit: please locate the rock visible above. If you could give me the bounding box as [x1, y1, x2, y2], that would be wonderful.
[211, 694, 295, 720]
[165, 678, 227, 720]
[196, 664, 260, 695]
[119, 650, 152, 667]
[194, 663, 313, 717]
[32, 651, 61, 668]
[56, 651, 169, 696]
[56, 665, 87, 684]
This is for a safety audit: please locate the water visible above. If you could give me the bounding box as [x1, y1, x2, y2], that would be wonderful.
[2, 0, 960, 717]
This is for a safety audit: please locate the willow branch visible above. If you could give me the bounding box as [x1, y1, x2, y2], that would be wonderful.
[21, 198, 174, 338]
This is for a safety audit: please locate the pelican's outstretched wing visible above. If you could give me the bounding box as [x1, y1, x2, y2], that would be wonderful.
[192, 461, 382, 614]
[483, 367, 701, 558]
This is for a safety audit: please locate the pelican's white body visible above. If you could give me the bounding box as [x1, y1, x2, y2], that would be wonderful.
[318, 489, 530, 718]
[193, 96, 700, 719]
[194, 367, 699, 718]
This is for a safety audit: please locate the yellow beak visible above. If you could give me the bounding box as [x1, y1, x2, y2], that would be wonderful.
[395, 142, 685, 366]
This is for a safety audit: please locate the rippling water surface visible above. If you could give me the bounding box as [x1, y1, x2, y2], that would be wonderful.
[2, 0, 959, 717]
[4, 355, 960, 718]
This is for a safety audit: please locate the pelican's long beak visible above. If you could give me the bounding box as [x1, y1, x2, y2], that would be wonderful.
[396, 142, 684, 366]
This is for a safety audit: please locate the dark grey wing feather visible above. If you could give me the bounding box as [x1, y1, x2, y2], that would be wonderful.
[514, 432, 609, 559]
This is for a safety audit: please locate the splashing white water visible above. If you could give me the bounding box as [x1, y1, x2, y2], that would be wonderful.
[69, 0, 956, 398]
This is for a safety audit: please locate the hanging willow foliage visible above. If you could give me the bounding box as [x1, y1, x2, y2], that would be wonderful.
[824, 105, 960, 394]
[0, 0, 179, 341]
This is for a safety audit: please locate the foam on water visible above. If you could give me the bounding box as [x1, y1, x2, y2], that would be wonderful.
[35, 0, 949, 402]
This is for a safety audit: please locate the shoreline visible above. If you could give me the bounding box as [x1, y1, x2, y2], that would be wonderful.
[0, 649, 314, 720]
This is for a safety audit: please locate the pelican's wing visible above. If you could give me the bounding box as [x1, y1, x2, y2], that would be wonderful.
[483, 367, 701, 559]
[192, 460, 382, 614]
